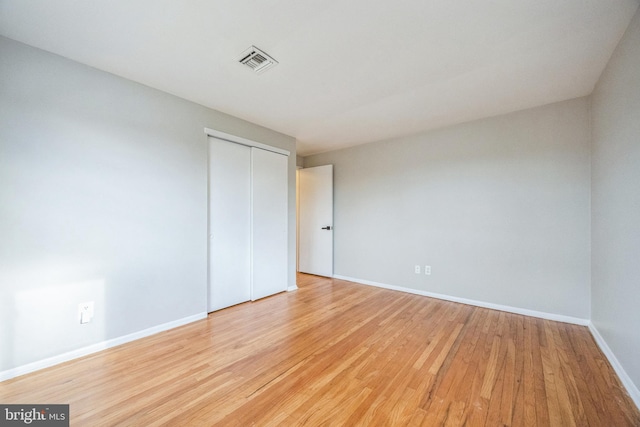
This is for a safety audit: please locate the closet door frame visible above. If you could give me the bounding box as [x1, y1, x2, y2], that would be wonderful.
[205, 128, 290, 312]
[205, 129, 290, 156]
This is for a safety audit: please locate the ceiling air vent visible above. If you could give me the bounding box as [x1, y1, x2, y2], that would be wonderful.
[237, 46, 278, 74]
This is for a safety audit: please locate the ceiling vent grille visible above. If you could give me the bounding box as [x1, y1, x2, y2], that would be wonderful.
[238, 46, 278, 74]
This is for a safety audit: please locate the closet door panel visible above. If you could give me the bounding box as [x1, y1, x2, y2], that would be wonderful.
[251, 147, 288, 300]
[208, 138, 251, 311]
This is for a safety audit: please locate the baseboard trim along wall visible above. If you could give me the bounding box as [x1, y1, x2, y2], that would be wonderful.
[588, 323, 640, 409]
[0, 312, 207, 382]
[333, 275, 590, 325]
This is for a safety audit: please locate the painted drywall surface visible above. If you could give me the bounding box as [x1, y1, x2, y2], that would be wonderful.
[591, 10, 640, 391]
[0, 36, 296, 372]
[305, 97, 591, 318]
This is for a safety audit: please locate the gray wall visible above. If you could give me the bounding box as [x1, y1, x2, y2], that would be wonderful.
[305, 97, 591, 319]
[0, 36, 296, 372]
[591, 10, 640, 391]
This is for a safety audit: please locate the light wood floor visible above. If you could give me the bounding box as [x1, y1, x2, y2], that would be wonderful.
[1, 274, 638, 426]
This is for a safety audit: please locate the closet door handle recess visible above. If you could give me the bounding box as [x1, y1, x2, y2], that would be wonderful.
[321, 226, 332, 230]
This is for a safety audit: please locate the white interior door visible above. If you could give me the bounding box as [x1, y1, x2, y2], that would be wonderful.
[251, 147, 288, 300]
[208, 138, 251, 311]
[298, 165, 333, 277]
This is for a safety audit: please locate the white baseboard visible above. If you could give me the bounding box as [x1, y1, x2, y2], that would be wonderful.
[0, 312, 207, 382]
[333, 275, 590, 326]
[287, 285, 298, 292]
[588, 322, 640, 409]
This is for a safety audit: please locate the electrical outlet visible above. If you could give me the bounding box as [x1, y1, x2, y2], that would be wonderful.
[414, 265, 421, 274]
[425, 266, 431, 275]
[79, 301, 94, 324]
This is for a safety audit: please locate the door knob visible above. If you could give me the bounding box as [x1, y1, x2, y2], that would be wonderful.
[321, 226, 332, 230]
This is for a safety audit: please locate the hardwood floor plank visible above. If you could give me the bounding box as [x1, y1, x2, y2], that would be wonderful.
[1, 273, 638, 426]
[522, 316, 538, 426]
[510, 315, 527, 427]
[480, 336, 502, 399]
[499, 339, 517, 426]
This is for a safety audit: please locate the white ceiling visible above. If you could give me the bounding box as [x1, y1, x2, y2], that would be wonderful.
[1, 1, 637, 155]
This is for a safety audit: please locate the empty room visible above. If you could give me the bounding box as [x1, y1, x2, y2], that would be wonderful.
[1, 0, 639, 425]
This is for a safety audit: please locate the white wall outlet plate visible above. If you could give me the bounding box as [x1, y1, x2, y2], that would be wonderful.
[79, 301, 94, 324]
[414, 265, 421, 274]
[425, 266, 431, 275]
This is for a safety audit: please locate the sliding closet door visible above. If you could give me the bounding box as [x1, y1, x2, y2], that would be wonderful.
[208, 138, 251, 312]
[251, 147, 288, 300]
